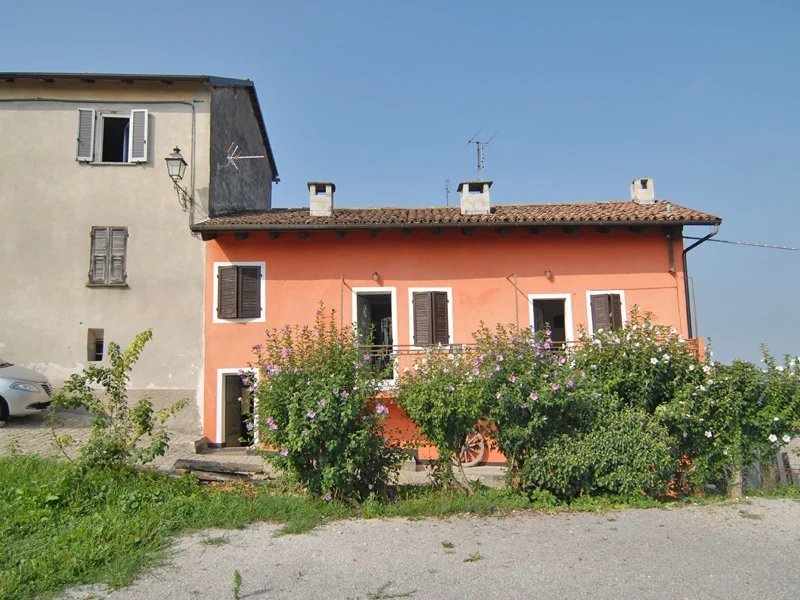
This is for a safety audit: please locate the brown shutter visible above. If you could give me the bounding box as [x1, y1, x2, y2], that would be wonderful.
[90, 227, 109, 284]
[590, 294, 610, 333]
[109, 227, 127, 284]
[238, 266, 262, 318]
[217, 266, 238, 319]
[609, 294, 623, 329]
[432, 291, 449, 345]
[412, 291, 433, 346]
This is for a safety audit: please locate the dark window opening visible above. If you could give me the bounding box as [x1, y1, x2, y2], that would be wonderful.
[641, 179, 648, 189]
[101, 116, 130, 162]
[356, 293, 394, 379]
[224, 373, 253, 447]
[87, 328, 104, 361]
[532, 299, 567, 343]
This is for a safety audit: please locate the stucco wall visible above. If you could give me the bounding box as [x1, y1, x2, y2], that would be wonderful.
[0, 80, 210, 417]
[200, 226, 688, 443]
[208, 86, 273, 216]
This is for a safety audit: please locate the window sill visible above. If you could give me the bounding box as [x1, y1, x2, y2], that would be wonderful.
[86, 283, 130, 289]
[78, 161, 144, 167]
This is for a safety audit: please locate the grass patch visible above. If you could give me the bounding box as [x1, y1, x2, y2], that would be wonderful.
[463, 552, 483, 563]
[749, 485, 800, 499]
[0, 454, 743, 599]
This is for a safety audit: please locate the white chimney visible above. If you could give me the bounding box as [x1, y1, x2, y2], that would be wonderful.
[458, 181, 493, 215]
[308, 182, 335, 216]
[631, 177, 655, 204]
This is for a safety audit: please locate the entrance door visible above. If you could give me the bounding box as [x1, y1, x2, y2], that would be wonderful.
[532, 298, 568, 344]
[223, 374, 251, 447]
[355, 292, 394, 379]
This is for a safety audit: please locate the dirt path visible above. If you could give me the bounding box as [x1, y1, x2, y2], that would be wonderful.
[67, 497, 800, 599]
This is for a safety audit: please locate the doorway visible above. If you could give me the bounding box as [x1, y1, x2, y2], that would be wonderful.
[222, 373, 253, 447]
[530, 295, 572, 345]
[355, 290, 395, 380]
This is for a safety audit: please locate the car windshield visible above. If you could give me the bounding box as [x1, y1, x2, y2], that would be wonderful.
[0, 359, 12, 368]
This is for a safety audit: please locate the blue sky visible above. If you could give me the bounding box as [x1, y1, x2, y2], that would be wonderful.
[3, 1, 798, 363]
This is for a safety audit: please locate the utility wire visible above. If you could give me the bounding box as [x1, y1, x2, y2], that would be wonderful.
[683, 237, 800, 252]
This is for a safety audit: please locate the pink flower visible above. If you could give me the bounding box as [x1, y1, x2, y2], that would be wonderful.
[472, 367, 480, 376]
[508, 375, 517, 383]
[324, 492, 332, 501]
[375, 403, 389, 415]
[497, 354, 504, 362]
[519, 402, 528, 409]
[493, 364, 501, 372]
[270, 422, 278, 430]
[280, 448, 289, 456]
[529, 392, 538, 401]
[567, 379, 574, 388]
[280, 348, 290, 359]
[307, 410, 316, 419]
[319, 399, 326, 408]
[551, 383, 559, 392]
[245, 422, 254, 431]
[363, 354, 372, 361]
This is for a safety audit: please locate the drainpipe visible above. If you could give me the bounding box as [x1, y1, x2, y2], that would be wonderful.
[682, 225, 719, 338]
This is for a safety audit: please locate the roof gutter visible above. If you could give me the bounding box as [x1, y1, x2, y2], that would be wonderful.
[682, 224, 719, 339]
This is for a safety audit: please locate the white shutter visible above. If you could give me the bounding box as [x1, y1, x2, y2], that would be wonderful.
[76, 109, 95, 161]
[128, 109, 148, 162]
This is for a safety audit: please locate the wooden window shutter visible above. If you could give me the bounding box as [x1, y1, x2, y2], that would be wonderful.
[76, 109, 95, 161]
[609, 294, 623, 329]
[109, 227, 127, 284]
[128, 109, 148, 162]
[89, 227, 108, 283]
[412, 291, 433, 346]
[217, 266, 238, 319]
[590, 294, 611, 333]
[237, 266, 262, 319]
[432, 291, 449, 345]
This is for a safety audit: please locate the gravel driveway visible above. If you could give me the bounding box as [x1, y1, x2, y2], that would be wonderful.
[69, 497, 799, 600]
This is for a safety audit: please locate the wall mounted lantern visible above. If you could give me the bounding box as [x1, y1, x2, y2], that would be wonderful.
[164, 146, 191, 208]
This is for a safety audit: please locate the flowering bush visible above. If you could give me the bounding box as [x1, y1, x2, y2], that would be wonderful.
[252, 308, 402, 501]
[661, 349, 800, 492]
[397, 345, 488, 488]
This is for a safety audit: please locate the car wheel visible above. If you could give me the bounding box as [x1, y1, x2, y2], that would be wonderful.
[0, 397, 8, 426]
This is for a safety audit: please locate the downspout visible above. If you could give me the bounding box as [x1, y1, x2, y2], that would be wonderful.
[682, 225, 719, 338]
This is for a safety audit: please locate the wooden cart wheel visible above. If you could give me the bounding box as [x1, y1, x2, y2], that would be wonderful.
[454, 431, 486, 467]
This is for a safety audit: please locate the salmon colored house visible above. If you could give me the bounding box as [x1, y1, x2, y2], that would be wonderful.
[192, 178, 721, 462]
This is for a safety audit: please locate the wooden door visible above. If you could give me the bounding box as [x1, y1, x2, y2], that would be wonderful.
[224, 374, 244, 447]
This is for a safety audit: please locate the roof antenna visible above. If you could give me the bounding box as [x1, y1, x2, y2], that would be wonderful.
[466, 129, 498, 181]
[445, 179, 451, 206]
[217, 141, 266, 173]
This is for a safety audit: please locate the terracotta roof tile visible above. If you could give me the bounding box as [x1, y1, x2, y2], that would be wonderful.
[192, 201, 721, 231]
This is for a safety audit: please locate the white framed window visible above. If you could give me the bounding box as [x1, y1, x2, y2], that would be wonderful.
[76, 108, 148, 163]
[586, 290, 627, 334]
[408, 287, 454, 348]
[528, 293, 574, 343]
[352, 286, 398, 383]
[213, 261, 266, 323]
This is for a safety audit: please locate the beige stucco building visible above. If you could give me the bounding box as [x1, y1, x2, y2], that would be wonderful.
[0, 73, 277, 435]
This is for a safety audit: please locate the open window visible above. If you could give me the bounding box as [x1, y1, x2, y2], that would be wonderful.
[76, 108, 148, 163]
[354, 289, 396, 380]
[530, 294, 573, 344]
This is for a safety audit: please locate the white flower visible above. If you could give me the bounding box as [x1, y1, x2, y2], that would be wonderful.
[650, 357, 659, 365]
[723, 449, 728, 456]
[782, 435, 791, 443]
[776, 365, 785, 372]
[702, 365, 712, 374]
[447, 353, 455, 361]
[705, 431, 713, 438]
[689, 364, 695, 371]
[774, 416, 780, 422]
[662, 353, 671, 362]
[768, 434, 778, 443]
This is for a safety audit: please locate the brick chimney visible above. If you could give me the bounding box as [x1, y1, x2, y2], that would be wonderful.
[308, 182, 335, 216]
[458, 181, 492, 215]
[631, 177, 655, 204]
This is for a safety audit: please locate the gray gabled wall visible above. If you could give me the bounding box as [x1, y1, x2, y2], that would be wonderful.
[209, 86, 273, 216]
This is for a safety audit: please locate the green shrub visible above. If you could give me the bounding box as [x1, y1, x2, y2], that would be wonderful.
[51, 330, 186, 469]
[397, 345, 488, 488]
[252, 308, 402, 501]
[518, 408, 676, 499]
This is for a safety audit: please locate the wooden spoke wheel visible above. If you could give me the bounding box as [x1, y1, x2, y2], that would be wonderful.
[454, 431, 486, 467]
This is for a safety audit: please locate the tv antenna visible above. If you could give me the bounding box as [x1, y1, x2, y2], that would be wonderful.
[217, 142, 266, 172]
[466, 129, 498, 181]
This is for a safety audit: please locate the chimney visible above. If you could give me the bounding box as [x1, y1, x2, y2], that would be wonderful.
[308, 182, 335, 216]
[631, 177, 655, 204]
[457, 181, 493, 215]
